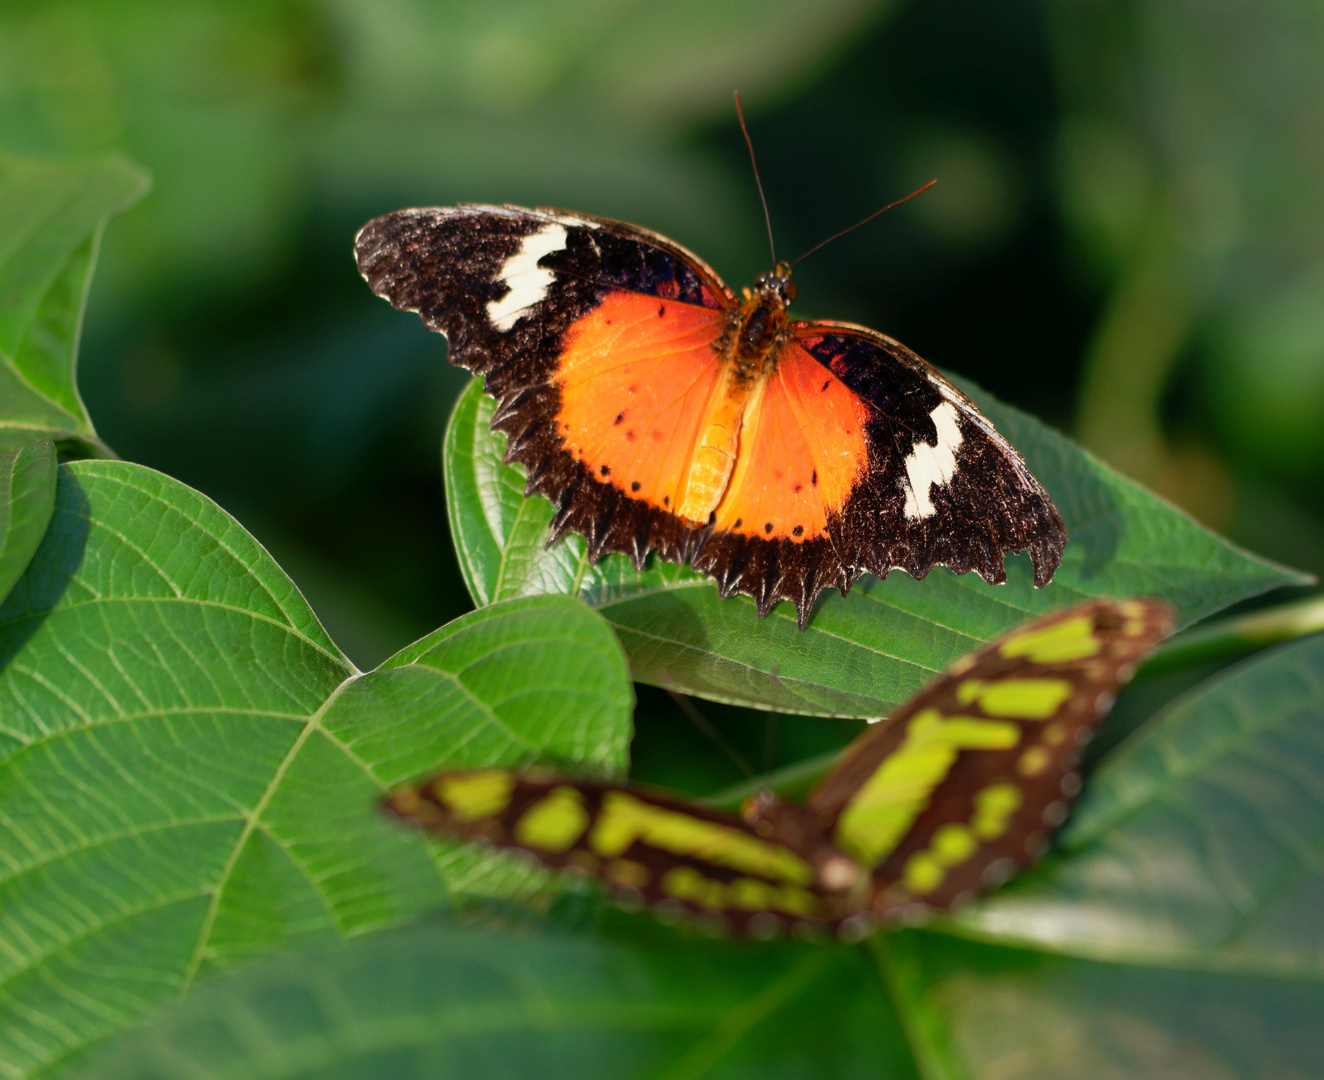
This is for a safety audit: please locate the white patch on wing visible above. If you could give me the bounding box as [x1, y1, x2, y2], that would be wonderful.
[487, 222, 570, 331]
[926, 371, 999, 439]
[902, 400, 964, 520]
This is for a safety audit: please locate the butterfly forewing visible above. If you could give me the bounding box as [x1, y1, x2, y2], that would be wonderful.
[383, 770, 852, 936]
[804, 599, 1174, 915]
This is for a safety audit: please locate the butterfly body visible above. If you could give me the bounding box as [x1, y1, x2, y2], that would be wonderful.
[356, 205, 1067, 627]
[385, 600, 1173, 939]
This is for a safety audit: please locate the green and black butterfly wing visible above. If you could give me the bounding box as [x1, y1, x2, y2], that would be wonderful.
[384, 599, 1173, 937]
[383, 770, 857, 937]
[801, 598, 1174, 918]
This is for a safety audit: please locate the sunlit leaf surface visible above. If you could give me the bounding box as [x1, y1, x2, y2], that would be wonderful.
[0, 461, 633, 1079]
[69, 631, 1324, 1079]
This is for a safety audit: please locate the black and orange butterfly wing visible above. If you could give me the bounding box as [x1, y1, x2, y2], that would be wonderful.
[383, 769, 851, 936]
[801, 599, 1173, 918]
[356, 204, 737, 570]
[790, 323, 1066, 590]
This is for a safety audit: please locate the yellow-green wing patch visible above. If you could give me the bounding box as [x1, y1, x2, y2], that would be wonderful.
[806, 599, 1174, 916]
[384, 772, 844, 936]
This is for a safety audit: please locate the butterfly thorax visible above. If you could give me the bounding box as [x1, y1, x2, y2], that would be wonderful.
[734, 264, 796, 367]
[740, 788, 865, 896]
[673, 264, 797, 524]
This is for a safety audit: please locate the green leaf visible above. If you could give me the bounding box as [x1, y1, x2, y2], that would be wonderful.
[0, 154, 150, 456]
[70, 921, 915, 1080]
[0, 460, 633, 1079]
[0, 431, 55, 606]
[944, 631, 1324, 976]
[445, 376, 1308, 716]
[877, 929, 1324, 1080]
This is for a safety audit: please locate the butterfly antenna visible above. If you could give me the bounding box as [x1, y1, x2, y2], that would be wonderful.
[791, 178, 937, 267]
[666, 689, 756, 781]
[734, 91, 777, 266]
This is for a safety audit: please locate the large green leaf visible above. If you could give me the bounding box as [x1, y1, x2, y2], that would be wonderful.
[445, 376, 1308, 716]
[70, 922, 913, 1080]
[944, 631, 1324, 975]
[0, 431, 55, 606]
[0, 154, 149, 457]
[0, 460, 633, 1079]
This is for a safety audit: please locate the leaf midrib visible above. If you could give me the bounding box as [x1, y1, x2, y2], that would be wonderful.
[177, 671, 366, 990]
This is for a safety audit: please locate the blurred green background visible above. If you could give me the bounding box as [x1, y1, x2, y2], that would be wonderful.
[2, 0, 1320, 685]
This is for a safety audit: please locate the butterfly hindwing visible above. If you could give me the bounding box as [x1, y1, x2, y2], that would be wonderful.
[383, 769, 851, 936]
[803, 599, 1174, 915]
[793, 324, 1066, 590]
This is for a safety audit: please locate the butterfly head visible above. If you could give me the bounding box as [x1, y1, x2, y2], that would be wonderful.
[753, 261, 796, 308]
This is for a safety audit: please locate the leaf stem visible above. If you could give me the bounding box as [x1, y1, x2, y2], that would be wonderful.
[1136, 593, 1324, 679]
[867, 933, 965, 1080]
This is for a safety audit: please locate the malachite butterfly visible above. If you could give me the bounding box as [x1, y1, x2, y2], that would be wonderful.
[384, 598, 1173, 940]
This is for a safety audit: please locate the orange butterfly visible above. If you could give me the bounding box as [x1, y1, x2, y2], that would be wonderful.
[356, 204, 1064, 627]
